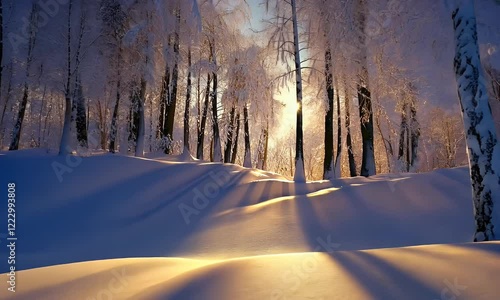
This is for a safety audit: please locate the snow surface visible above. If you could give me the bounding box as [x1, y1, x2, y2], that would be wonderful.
[3, 243, 500, 300]
[1, 150, 499, 299]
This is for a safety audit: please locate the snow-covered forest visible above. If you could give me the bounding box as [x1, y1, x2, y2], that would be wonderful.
[1, 0, 500, 299]
[1, 0, 498, 179]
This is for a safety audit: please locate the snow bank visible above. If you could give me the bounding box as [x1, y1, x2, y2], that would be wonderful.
[0, 153, 475, 272]
[2, 243, 499, 300]
[0, 152, 490, 299]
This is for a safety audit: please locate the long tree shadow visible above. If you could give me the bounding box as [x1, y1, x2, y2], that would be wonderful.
[330, 250, 442, 299]
[12, 157, 259, 270]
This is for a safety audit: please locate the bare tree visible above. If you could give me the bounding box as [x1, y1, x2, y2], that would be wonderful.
[209, 36, 222, 162]
[344, 80, 357, 177]
[231, 111, 240, 164]
[164, 8, 181, 154]
[197, 70, 211, 160]
[355, 0, 376, 177]
[10, 4, 39, 151]
[72, 12, 88, 148]
[323, 47, 335, 180]
[100, 0, 127, 153]
[183, 46, 192, 155]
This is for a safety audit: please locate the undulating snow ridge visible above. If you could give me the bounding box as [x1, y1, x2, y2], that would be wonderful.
[1, 151, 498, 299]
[2, 243, 499, 300]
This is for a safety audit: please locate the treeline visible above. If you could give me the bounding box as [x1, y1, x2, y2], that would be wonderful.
[1, 0, 499, 182]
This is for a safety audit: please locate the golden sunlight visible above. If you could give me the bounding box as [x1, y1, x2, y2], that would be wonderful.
[275, 86, 298, 133]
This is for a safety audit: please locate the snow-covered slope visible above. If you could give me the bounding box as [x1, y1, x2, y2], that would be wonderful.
[1, 151, 497, 299]
[3, 242, 500, 300]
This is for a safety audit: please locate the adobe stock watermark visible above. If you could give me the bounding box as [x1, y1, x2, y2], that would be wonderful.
[271, 235, 340, 300]
[51, 135, 99, 182]
[9, 0, 69, 53]
[85, 268, 130, 300]
[433, 278, 467, 300]
[365, 0, 404, 37]
[178, 169, 232, 225]
[387, 179, 398, 193]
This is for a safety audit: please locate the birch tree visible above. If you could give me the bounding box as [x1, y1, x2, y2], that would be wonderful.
[449, 0, 500, 241]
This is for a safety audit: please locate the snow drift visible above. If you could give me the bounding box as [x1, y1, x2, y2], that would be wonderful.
[0, 151, 498, 299]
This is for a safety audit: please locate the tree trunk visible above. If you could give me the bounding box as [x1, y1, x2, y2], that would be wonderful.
[398, 102, 408, 171]
[409, 94, 420, 170]
[109, 77, 121, 152]
[0, 0, 3, 108]
[356, 0, 376, 177]
[134, 78, 146, 157]
[74, 76, 88, 148]
[406, 122, 410, 172]
[72, 14, 87, 148]
[263, 125, 269, 170]
[358, 85, 375, 176]
[60, 93, 73, 154]
[345, 84, 357, 177]
[109, 47, 122, 153]
[197, 72, 210, 159]
[257, 122, 269, 170]
[86, 92, 90, 140]
[158, 49, 170, 140]
[451, 0, 500, 241]
[10, 4, 38, 151]
[0, 65, 12, 146]
[128, 77, 146, 157]
[335, 84, 342, 176]
[164, 10, 181, 154]
[149, 87, 153, 152]
[323, 49, 335, 180]
[10, 84, 29, 150]
[97, 100, 107, 150]
[291, 0, 305, 181]
[375, 105, 393, 172]
[231, 111, 241, 164]
[128, 86, 140, 152]
[210, 138, 214, 162]
[183, 46, 192, 154]
[42, 91, 52, 148]
[210, 41, 222, 162]
[445, 120, 455, 168]
[59, 0, 73, 155]
[224, 104, 236, 163]
[243, 104, 251, 168]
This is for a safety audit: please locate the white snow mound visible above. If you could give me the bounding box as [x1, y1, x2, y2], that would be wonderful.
[0, 151, 497, 299]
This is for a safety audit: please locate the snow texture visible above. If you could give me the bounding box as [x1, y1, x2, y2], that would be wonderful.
[0, 151, 499, 299]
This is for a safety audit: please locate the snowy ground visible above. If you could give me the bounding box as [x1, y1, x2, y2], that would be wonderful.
[1, 150, 499, 299]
